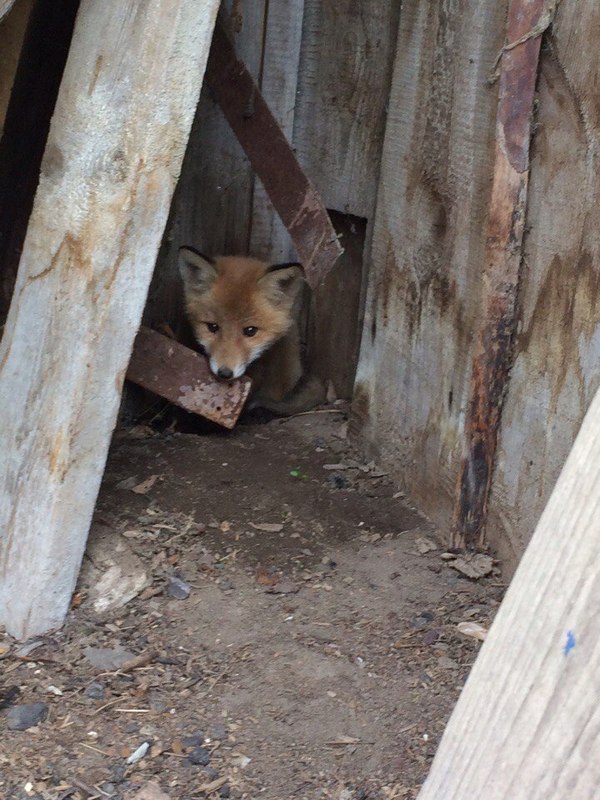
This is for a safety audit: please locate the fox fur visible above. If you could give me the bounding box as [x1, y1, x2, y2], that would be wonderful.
[178, 247, 325, 416]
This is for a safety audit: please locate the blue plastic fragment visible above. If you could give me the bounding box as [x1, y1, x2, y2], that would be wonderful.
[563, 630, 576, 656]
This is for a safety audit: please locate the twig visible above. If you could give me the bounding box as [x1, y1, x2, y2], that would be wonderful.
[489, 0, 562, 83]
[118, 650, 158, 674]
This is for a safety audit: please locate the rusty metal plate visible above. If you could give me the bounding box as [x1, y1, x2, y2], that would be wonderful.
[126, 327, 251, 429]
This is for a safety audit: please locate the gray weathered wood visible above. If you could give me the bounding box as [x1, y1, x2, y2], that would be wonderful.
[418, 381, 600, 799]
[0, 0, 219, 639]
[353, 0, 507, 527]
[249, 0, 304, 263]
[488, 0, 600, 569]
[293, 0, 401, 219]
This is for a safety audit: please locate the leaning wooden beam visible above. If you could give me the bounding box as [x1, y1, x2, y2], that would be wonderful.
[127, 327, 251, 430]
[452, 0, 549, 548]
[205, 20, 343, 289]
[0, 0, 80, 323]
[418, 379, 600, 798]
[0, 0, 219, 640]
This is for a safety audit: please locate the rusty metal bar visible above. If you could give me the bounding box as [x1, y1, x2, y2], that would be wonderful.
[126, 327, 251, 430]
[452, 0, 550, 548]
[205, 20, 343, 289]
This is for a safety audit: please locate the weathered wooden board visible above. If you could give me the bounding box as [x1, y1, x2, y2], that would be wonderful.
[127, 327, 251, 429]
[452, 0, 547, 549]
[0, 0, 17, 24]
[249, 0, 304, 264]
[418, 381, 600, 799]
[487, 0, 600, 568]
[353, 0, 508, 527]
[0, 0, 219, 639]
[293, 0, 400, 219]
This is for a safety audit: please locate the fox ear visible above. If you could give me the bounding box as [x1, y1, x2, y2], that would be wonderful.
[259, 262, 304, 306]
[178, 246, 217, 293]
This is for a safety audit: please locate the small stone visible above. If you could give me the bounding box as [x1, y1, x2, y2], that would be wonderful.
[188, 746, 211, 766]
[203, 766, 219, 782]
[207, 724, 227, 741]
[182, 732, 205, 748]
[219, 787, 231, 798]
[167, 576, 191, 600]
[84, 646, 136, 671]
[125, 722, 139, 734]
[84, 682, 106, 700]
[422, 630, 440, 646]
[6, 702, 49, 730]
[328, 472, 348, 490]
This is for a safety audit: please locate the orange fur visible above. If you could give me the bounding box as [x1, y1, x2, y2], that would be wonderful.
[179, 248, 325, 415]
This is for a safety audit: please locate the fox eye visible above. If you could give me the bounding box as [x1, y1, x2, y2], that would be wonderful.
[206, 322, 219, 333]
[243, 326, 258, 337]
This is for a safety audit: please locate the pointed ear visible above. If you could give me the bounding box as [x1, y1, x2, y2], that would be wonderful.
[258, 262, 305, 306]
[178, 246, 217, 294]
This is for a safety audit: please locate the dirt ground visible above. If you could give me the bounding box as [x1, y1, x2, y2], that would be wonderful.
[0, 409, 503, 800]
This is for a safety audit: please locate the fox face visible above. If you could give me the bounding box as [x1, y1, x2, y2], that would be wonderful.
[178, 247, 304, 380]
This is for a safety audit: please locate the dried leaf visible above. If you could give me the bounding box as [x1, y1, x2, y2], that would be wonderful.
[457, 621, 488, 641]
[250, 522, 284, 533]
[450, 553, 494, 579]
[131, 475, 159, 494]
[256, 566, 279, 587]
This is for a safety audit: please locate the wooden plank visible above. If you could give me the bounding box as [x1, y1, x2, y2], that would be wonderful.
[293, 0, 401, 219]
[308, 211, 366, 399]
[249, 0, 304, 263]
[126, 327, 251, 429]
[487, 0, 600, 569]
[452, 0, 549, 548]
[205, 20, 342, 289]
[0, 0, 219, 640]
[417, 381, 600, 799]
[353, 1, 508, 529]
[0, 0, 79, 323]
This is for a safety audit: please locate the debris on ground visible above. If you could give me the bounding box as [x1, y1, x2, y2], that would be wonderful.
[0, 412, 503, 799]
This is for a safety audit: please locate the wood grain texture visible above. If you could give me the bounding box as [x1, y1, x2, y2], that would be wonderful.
[488, 0, 600, 569]
[293, 0, 401, 219]
[452, 0, 546, 548]
[353, 0, 507, 528]
[418, 382, 600, 799]
[249, 0, 304, 264]
[0, 0, 219, 639]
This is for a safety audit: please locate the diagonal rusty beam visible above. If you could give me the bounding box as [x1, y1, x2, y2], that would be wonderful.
[205, 19, 342, 289]
[452, 0, 554, 548]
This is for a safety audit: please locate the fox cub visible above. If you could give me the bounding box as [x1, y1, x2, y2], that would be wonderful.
[178, 247, 325, 416]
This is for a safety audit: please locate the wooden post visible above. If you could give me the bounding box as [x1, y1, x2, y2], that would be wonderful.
[418, 381, 600, 798]
[452, 0, 552, 548]
[0, 0, 219, 640]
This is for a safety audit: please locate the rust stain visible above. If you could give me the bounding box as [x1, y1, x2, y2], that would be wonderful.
[205, 20, 342, 289]
[453, 0, 548, 549]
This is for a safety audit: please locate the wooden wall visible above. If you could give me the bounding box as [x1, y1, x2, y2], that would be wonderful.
[487, 2, 600, 565]
[0, 0, 33, 130]
[354, 0, 600, 570]
[146, 0, 401, 397]
[353, 0, 508, 527]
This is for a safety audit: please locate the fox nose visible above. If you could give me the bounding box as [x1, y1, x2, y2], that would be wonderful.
[217, 367, 233, 380]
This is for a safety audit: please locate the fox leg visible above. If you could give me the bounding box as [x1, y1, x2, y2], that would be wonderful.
[251, 373, 326, 416]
